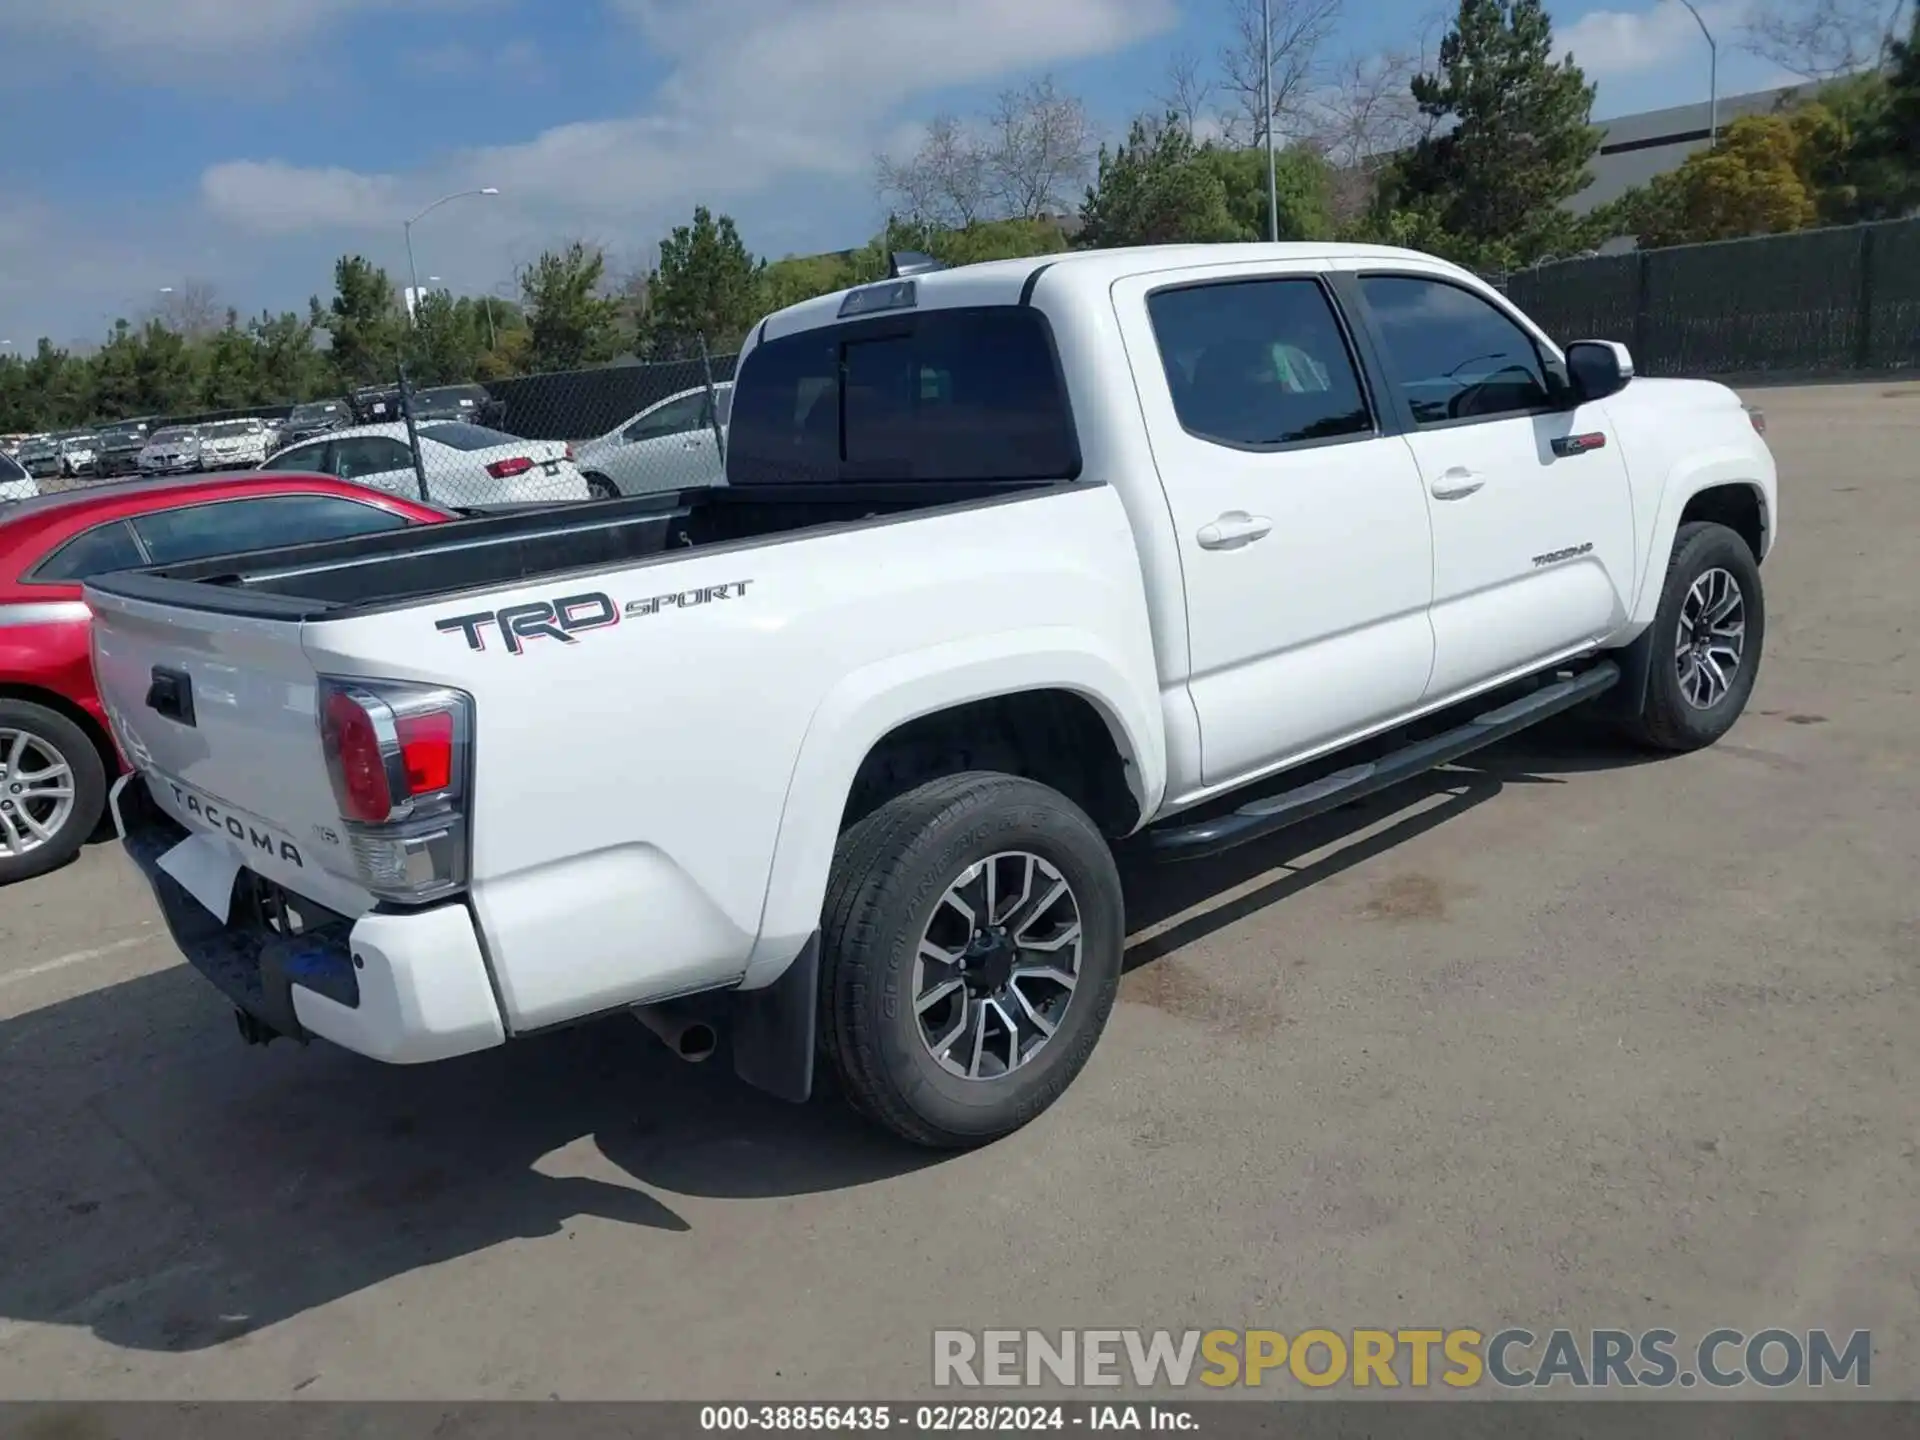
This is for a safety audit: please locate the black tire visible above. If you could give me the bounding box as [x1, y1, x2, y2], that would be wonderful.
[585, 474, 620, 500]
[819, 771, 1124, 1149]
[0, 700, 108, 885]
[1619, 520, 1765, 753]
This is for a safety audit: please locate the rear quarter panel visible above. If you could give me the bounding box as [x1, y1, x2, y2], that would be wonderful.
[303, 484, 1163, 1027]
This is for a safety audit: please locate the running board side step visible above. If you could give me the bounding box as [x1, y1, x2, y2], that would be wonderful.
[1146, 660, 1621, 861]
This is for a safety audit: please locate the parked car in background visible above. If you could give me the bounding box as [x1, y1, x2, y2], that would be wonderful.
[263, 421, 591, 506]
[196, 418, 273, 470]
[55, 431, 100, 479]
[137, 427, 203, 476]
[279, 399, 351, 448]
[348, 385, 402, 424]
[0, 473, 453, 883]
[14, 436, 64, 479]
[94, 420, 152, 477]
[412, 383, 506, 428]
[0, 450, 39, 503]
[575, 382, 732, 498]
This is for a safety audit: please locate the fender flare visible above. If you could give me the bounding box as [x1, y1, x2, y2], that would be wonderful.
[1603, 454, 1772, 720]
[737, 628, 1165, 989]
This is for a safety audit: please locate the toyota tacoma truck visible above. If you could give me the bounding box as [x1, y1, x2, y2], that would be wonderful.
[86, 243, 1777, 1149]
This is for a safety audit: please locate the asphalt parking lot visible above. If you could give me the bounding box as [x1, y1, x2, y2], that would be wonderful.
[0, 381, 1915, 1402]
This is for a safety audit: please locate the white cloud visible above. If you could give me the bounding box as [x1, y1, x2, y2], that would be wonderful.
[200, 0, 1178, 238]
[1560, 0, 1747, 78]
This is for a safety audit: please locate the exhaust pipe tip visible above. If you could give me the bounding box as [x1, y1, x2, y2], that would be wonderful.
[632, 1003, 718, 1064]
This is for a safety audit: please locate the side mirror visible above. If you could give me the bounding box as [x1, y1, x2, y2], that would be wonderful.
[1565, 340, 1634, 403]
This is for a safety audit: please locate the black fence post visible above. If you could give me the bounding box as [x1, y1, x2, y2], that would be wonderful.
[1853, 224, 1878, 373]
[1631, 250, 1653, 369]
[697, 332, 727, 469]
[397, 362, 431, 504]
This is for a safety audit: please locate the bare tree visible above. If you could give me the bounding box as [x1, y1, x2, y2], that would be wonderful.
[1216, 0, 1345, 146]
[875, 115, 992, 230]
[1305, 49, 1426, 222]
[985, 75, 1098, 219]
[153, 279, 225, 339]
[1155, 49, 1218, 137]
[1742, 0, 1909, 78]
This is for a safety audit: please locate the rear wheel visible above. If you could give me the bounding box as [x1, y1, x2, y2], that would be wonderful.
[0, 700, 107, 885]
[1619, 521, 1765, 752]
[819, 772, 1124, 1149]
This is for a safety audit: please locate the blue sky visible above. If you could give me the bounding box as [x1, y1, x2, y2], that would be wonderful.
[0, 0, 1798, 348]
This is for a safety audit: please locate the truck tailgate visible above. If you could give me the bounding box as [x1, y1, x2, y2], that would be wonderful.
[88, 586, 372, 916]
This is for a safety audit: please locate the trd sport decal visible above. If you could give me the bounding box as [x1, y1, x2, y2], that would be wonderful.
[435, 581, 753, 654]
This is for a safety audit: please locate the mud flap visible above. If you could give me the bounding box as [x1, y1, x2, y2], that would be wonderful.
[730, 933, 819, 1105]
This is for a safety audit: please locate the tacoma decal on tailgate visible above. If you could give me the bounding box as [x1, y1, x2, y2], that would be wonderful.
[434, 580, 753, 655]
[169, 783, 304, 867]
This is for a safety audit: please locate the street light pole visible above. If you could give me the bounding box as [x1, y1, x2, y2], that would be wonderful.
[1263, 0, 1279, 242]
[402, 187, 499, 326]
[1678, 0, 1719, 147]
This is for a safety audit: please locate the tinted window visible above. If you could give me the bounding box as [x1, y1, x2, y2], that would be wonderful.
[728, 306, 1077, 485]
[0, 452, 27, 483]
[35, 520, 145, 581]
[714, 388, 734, 426]
[625, 394, 707, 442]
[420, 423, 516, 452]
[265, 441, 330, 472]
[289, 402, 342, 422]
[1359, 276, 1554, 424]
[331, 436, 413, 479]
[131, 495, 413, 564]
[1148, 279, 1373, 448]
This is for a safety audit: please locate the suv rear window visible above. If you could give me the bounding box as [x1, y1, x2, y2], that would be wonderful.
[727, 306, 1079, 485]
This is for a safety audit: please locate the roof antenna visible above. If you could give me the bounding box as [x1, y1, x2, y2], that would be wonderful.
[888, 251, 945, 279]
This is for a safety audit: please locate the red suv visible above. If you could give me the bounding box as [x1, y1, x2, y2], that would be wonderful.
[0, 473, 451, 883]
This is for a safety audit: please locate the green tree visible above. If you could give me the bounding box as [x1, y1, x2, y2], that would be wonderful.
[1848, 10, 1920, 215]
[252, 310, 331, 401]
[130, 321, 198, 415]
[1630, 112, 1825, 246]
[404, 290, 491, 385]
[520, 243, 624, 373]
[1202, 145, 1336, 241]
[649, 207, 762, 355]
[1393, 0, 1598, 267]
[1079, 115, 1244, 248]
[319, 255, 405, 388]
[201, 312, 263, 410]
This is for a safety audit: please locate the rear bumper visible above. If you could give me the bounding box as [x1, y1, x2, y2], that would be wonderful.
[113, 777, 506, 1064]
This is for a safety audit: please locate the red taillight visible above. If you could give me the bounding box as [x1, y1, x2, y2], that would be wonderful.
[320, 683, 465, 826]
[564, 442, 575, 461]
[398, 710, 454, 794]
[323, 689, 392, 823]
[486, 456, 534, 479]
[1747, 407, 1767, 436]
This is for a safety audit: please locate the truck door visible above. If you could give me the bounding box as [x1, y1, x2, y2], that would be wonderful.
[1113, 263, 1436, 789]
[1348, 270, 1637, 702]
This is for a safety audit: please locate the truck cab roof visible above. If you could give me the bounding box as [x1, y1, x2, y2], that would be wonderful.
[755, 242, 1475, 345]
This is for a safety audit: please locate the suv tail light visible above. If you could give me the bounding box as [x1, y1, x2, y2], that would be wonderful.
[1746, 406, 1767, 436]
[485, 456, 534, 479]
[319, 679, 473, 903]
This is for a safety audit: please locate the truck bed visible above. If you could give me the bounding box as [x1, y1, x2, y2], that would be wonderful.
[85, 479, 1069, 619]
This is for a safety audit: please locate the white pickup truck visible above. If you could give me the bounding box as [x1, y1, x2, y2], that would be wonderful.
[87, 242, 1777, 1149]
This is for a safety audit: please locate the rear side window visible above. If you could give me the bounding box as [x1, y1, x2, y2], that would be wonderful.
[421, 423, 516, 451]
[0, 452, 27, 483]
[1147, 278, 1374, 449]
[34, 520, 146, 581]
[728, 306, 1079, 484]
[132, 495, 413, 564]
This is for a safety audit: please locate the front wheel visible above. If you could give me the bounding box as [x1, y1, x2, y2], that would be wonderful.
[0, 700, 107, 885]
[819, 772, 1125, 1149]
[1619, 520, 1765, 752]
[585, 474, 620, 500]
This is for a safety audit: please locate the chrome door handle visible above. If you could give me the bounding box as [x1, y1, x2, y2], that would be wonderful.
[1196, 512, 1274, 550]
[1430, 468, 1485, 500]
